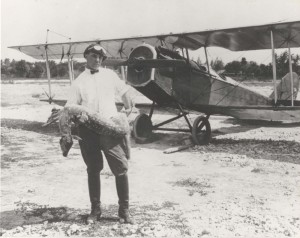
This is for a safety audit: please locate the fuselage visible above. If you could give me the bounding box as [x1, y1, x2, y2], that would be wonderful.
[126, 44, 300, 122]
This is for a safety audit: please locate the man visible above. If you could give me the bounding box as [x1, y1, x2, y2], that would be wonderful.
[66, 44, 133, 224]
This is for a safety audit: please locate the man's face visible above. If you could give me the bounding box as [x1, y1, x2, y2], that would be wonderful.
[86, 52, 104, 70]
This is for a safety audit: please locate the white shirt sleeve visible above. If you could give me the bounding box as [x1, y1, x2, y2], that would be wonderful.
[112, 71, 130, 97]
[66, 83, 82, 106]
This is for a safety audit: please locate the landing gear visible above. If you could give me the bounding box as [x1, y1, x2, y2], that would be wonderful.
[132, 113, 153, 143]
[132, 102, 212, 145]
[192, 115, 211, 145]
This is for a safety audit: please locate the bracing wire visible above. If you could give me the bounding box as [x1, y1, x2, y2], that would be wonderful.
[190, 74, 258, 106]
[214, 78, 251, 106]
[47, 29, 71, 41]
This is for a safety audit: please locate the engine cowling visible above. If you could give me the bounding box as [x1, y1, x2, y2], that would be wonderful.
[127, 44, 157, 87]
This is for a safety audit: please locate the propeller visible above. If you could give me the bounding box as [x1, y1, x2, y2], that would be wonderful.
[102, 58, 187, 68]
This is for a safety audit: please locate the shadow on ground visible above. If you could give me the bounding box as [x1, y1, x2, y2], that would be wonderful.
[194, 138, 300, 164]
[1, 118, 60, 136]
[0, 201, 186, 237]
[0, 201, 88, 230]
[223, 117, 300, 128]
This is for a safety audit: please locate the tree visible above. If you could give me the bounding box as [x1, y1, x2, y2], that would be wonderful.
[275, 51, 289, 77]
[224, 61, 241, 74]
[240, 57, 248, 74]
[73, 61, 86, 72]
[15, 60, 30, 77]
[1, 59, 10, 75]
[30, 62, 45, 78]
[57, 62, 68, 78]
[210, 57, 224, 71]
[259, 63, 272, 78]
[244, 61, 259, 78]
[195, 57, 202, 66]
[47, 60, 58, 78]
[275, 51, 300, 78]
[9, 60, 17, 75]
[240, 57, 247, 66]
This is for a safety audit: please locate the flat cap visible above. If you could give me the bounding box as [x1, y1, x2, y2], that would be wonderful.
[84, 44, 107, 59]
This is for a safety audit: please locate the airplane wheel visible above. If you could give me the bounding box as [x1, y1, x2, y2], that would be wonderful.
[133, 113, 153, 143]
[192, 116, 211, 145]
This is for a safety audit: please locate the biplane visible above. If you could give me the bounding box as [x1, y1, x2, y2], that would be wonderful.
[9, 20, 300, 145]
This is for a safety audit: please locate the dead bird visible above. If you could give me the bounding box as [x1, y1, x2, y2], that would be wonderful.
[59, 104, 130, 157]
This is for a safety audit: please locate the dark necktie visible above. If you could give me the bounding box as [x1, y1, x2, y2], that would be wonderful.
[90, 69, 99, 74]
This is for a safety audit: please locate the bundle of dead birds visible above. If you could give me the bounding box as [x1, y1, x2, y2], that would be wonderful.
[59, 104, 130, 157]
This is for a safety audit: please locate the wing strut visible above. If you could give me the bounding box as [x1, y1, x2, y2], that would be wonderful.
[45, 45, 52, 102]
[120, 66, 126, 81]
[288, 43, 294, 106]
[119, 48, 127, 81]
[270, 30, 278, 104]
[71, 57, 74, 81]
[204, 47, 210, 75]
[67, 43, 74, 84]
[67, 55, 73, 85]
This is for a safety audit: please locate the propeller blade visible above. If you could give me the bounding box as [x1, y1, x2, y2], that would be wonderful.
[102, 59, 128, 67]
[102, 58, 187, 68]
[128, 59, 187, 68]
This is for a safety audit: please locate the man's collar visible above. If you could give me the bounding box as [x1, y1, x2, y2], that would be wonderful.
[86, 67, 100, 75]
[90, 69, 99, 74]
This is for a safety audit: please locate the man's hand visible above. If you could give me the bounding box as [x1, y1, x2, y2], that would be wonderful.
[78, 112, 89, 123]
[122, 107, 133, 116]
[122, 106, 140, 117]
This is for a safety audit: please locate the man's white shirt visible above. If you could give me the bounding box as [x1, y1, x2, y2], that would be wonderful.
[66, 67, 130, 118]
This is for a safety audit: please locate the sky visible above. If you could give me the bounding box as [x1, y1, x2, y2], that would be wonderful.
[1, 0, 300, 64]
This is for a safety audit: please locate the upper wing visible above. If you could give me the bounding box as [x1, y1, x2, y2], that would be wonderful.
[9, 20, 300, 60]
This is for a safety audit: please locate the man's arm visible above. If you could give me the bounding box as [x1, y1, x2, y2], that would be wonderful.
[66, 83, 82, 106]
[121, 90, 132, 110]
[121, 90, 134, 116]
[65, 83, 88, 123]
[113, 71, 134, 115]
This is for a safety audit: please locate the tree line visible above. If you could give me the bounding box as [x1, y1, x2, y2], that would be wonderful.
[1, 59, 86, 79]
[209, 51, 300, 80]
[1, 51, 299, 80]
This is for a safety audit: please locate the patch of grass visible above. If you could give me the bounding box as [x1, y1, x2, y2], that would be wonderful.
[175, 178, 211, 188]
[31, 93, 41, 98]
[1, 154, 20, 169]
[251, 168, 263, 173]
[168, 213, 190, 236]
[173, 178, 212, 196]
[1, 102, 11, 107]
[161, 201, 178, 209]
[238, 160, 251, 168]
[14, 201, 83, 223]
[135, 204, 163, 213]
[201, 229, 210, 236]
[172, 162, 185, 167]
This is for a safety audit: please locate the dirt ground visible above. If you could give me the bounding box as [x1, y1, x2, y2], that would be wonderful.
[1, 80, 300, 237]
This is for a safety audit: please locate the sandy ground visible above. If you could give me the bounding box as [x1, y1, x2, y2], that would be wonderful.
[1, 80, 300, 237]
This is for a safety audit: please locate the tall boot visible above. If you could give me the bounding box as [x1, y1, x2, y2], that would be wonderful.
[115, 173, 134, 224]
[86, 172, 102, 224]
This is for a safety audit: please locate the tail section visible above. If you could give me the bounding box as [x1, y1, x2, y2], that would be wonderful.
[270, 72, 300, 100]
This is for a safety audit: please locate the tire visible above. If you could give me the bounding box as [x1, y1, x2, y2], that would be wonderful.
[132, 113, 153, 143]
[192, 116, 211, 145]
